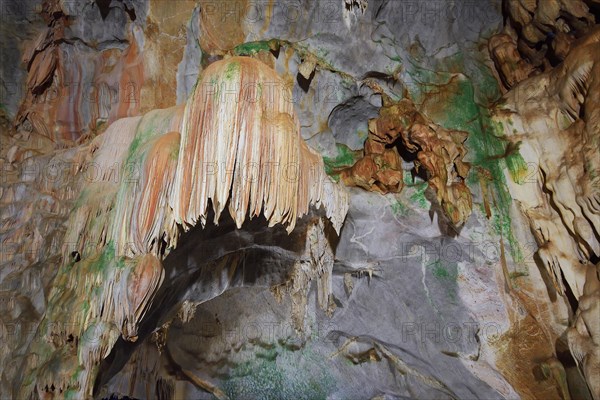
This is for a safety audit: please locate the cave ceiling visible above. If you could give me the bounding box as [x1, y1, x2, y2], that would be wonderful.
[0, 0, 599, 399]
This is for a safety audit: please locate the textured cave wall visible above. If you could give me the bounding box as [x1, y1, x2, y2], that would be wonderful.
[1, 0, 599, 399]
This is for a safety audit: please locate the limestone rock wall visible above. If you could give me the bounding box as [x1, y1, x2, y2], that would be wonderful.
[1, 0, 598, 399]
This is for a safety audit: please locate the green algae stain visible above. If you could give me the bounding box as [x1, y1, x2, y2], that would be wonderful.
[126, 136, 144, 164]
[224, 61, 241, 81]
[408, 182, 430, 209]
[84, 241, 118, 275]
[233, 40, 273, 56]
[63, 366, 85, 400]
[402, 172, 430, 209]
[82, 300, 90, 314]
[390, 199, 408, 217]
[406, 56, 525, 263]
[402, 171, 415, 186]
[432, 263, 450, 279]
[428, 259, 457, 281]
[224, 343, 335, 400]
[427, 259, 459, 302]
[509, 271, 529, 279]
[72, 187, 91, 210]
[69, 241, 126, 285]
[322, 143, 362, 179]
[126, 111, 168, 165]
[505, 150, 529, 184]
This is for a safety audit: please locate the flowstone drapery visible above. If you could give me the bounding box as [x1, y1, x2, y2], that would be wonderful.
[16, 56, 348, 399]
[493, 28, 600, 399]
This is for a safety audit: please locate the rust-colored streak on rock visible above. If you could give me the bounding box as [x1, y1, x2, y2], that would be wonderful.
[134, 132, 181, 253]
[198, 0, 248, 54]
[116, 35, 144, 120]
[495, 312, 565, 400]
[123, 254, 165, 341]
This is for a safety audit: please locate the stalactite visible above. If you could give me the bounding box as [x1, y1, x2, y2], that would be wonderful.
[490, 0, 597, 90]
[171, 57, 348, 235]
[341, 96, 472, 227]
[17, 56, 348, 399]
[493, 27, 600, 398]
[273, 218, 335, 332]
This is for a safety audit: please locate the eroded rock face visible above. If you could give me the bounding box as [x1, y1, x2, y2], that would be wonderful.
[493, 27, 600, 399]
[490, 0, 599, 90]
[488, 33, 536, 90]
[494, 28, 600, 298]
[568, 264, 600, 399]
[341, 96, 472, 227]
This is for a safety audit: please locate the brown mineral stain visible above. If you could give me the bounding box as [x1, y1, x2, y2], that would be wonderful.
[199, 0, 248, 54]
[494, 301, 564, 400]
[259, 0, 274, 37]
[117, 34, 144, 119]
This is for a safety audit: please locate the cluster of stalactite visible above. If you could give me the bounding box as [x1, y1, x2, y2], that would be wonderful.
[490, 0, 599, 90]
[492, 26, 600, 399]
[340, 95, 472, 227]
[14, 57, 348, 399]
